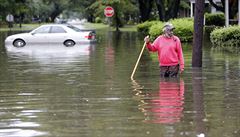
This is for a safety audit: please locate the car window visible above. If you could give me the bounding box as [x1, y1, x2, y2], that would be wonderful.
[34, 26, 51, 34]
[67, 25, 82, 32]
[50, 26, 66, 33]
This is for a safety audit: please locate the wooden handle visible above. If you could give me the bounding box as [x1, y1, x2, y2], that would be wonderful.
[131, 41, 147, 80]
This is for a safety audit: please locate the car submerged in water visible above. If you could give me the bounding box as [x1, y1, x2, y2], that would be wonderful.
[5, 24, 96, 47]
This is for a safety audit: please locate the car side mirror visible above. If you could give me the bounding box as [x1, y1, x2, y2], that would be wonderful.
[31, 32, 36, 35]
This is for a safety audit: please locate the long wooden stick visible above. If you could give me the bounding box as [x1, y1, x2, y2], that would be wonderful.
[131, 41, 147, 80]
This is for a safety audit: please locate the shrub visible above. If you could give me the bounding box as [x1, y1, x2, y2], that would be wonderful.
[171, 18, 194, 42]
[205, 13, 225, 26]
[149, 18, 194, 42]
[148, 22, 164, 40]
[95, 17, 102, 23]
[127, 20, 135, 25]
[204, 13, 225, 34]
[23, 18, 31, 23]
[204, 25, 216, 34]
[136, 21, 158, 35]
[210, 26, 240, 51]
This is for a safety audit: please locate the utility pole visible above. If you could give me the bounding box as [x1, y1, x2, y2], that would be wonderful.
[225, 0, 229, 27]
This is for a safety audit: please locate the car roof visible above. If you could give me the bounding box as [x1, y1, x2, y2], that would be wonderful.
[39, 24, 86, 30]
[41, 24, 71, 27]
[32, 23, 93, 33]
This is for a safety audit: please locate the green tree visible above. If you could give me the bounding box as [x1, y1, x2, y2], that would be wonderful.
[138, 0, 189, 22]
[155, 0, 181, 21]
[42, 0, 69, 22]
[14, 0, 30, 27]
[0, 0, 29, 26]
[138, 0, 154, 22]
[64, 0, 96, 22]
[208, 0, 238, 19]
[89, 0, 138, 31]
[28, 0, 71, 22]
[1, 0, 140, 26]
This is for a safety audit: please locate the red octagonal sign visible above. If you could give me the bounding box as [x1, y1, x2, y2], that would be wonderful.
[104, 6, 114, 17]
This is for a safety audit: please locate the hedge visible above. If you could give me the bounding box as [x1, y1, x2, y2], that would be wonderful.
[210, 26, 240, 52]
[204, 13, 225, 34]
[205, 13, 225, 26]
[149, 18, 194, 42]
[136, 21, 159, 35]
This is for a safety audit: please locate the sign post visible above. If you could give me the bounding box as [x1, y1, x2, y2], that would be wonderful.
[104, 6, 114, 27]
[6, 14, 14, 28]
[104, 6, 114, 17]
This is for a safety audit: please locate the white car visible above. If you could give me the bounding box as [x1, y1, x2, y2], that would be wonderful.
[5, 24, 96, 47]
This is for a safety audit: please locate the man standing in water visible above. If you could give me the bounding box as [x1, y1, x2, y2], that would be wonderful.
[144, 22, 184, 77]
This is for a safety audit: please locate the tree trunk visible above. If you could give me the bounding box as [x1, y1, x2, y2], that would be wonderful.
[50, 2, 63, 22]
[138, 0, 154, 22]
[115, 10, 120, 31]
[19, 14, 23, 28]
[166, 0, 180, 21]
[155, 0, 180, 21]
[192, 0, 205, 67]
[173, 0, 180, 18]
[155, 0, 165, 21]
[208, 0, 238, 19]
[208, 0, 224, 12]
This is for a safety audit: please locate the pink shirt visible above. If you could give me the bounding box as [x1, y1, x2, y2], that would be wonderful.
[146, 35, 184, 70]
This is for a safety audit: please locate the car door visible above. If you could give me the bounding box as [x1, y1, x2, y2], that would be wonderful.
[48, 26, 68, 44]
[29, 26, 51, 44]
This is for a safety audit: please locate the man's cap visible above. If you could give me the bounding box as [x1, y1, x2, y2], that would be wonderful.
[163, 22, 175, 30]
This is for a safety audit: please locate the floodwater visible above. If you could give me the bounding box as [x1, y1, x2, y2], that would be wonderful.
[0, 29, 239, 137]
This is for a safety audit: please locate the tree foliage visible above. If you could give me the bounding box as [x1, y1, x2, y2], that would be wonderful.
[208, 0, 238, 19]
[89, 0, 138, 31]
[155, 0, 181, 21]
[138, 0, 154, 22]
[138, 0, 189, 22]
[0, 0, 29, 21]
[0, 0, 188, 29]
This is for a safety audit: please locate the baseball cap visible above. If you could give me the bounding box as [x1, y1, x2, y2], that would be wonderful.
[163, 22, 175, 30]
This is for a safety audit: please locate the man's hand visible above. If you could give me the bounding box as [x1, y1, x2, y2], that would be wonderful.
[144, 35, 150, 44]
[180, 68, 184, 74]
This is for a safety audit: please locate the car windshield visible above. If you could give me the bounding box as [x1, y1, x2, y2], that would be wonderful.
[67, 25, 83, 32]
[33, 26, 51, 34]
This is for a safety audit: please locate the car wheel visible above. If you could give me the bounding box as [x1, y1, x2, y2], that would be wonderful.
[64, 40, 75, 47]
[13, 39, 26, 47]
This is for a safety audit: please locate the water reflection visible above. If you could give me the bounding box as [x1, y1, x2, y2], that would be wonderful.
[1, 43, 95, 137]
[4, 44, 95, 72]
[5, 43, 94, 57]
[0, 129, 47, 137]
[192, 68, 205, 137]
[192, 68, 206, 137]
[133, 78, 185, 124]
[0, 92, 49, 137]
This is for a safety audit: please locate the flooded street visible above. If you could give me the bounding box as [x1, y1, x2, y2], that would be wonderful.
[0, 29, 239, 137]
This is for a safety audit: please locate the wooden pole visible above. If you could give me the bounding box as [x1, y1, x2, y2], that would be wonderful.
[130, 41, 147, 80]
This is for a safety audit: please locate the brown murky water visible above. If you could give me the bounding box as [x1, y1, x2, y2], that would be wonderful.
[0, 29, 239, 137]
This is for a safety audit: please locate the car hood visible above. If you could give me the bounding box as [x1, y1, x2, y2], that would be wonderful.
[5, 33, 30, 40]
[8, 33, 29, 38]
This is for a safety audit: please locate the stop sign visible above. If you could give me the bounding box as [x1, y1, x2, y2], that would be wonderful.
[104, 6, 114, 17]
